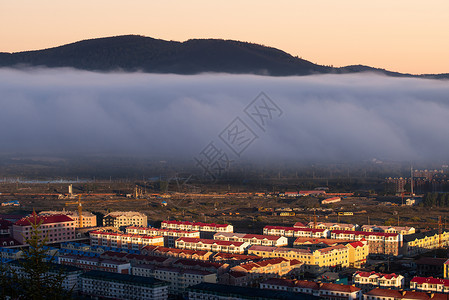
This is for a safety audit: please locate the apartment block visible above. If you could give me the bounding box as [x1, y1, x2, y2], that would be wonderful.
[126, 226, 200, 247]
[142, 245, 212, 261]
[402, 230, 449, 256]
[306, 222, 358, 231]
[410, 277, 449, 293]
[132, 264, 217, 294]
[261, 278, 362, 300]
[364, 288, 448, 300]
[13, 213, 76, 244]
[228, 257, 303, 286]
[39, 210, 97, 228]
[361, 225, 415, 235]
[90, 230, 164, 250]
[175, 237, 250, 254]
[330, 230, 402, 256]
[263, 226, 329, 238]
[80, 270, 169, 300]
[103, 211, 147, 228]
[213, 232, 288, 247]
[161, 221, 233, 233]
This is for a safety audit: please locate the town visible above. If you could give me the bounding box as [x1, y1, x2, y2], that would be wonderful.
[1, 168, 449, 300]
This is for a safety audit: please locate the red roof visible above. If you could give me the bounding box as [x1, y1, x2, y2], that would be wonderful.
[14, 214, 74, 226]
[162, 220, 230, 228]
[365, 288, 448, 299]
[355, 271, 400, 279]
[0, 218, 13, 229]
[176, 237, 245, 247]
[411, 277, 449, 286]
[319, 282, 360, 293]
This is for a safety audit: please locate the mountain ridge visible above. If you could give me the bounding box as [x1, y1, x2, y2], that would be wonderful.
[0, 35, 447, 79]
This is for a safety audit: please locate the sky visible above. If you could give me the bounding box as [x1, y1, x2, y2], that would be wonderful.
[1, 1, 449, 75]
[1, 68, 449, 165]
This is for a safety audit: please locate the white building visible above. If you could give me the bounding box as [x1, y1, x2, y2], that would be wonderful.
[353, 271, 404, 291]
[263, 226, 329, 238]
[80, 270, 169, 300]
[161, 221, 233, 233]
[126, 226, 200, 248]
[213, 232, 288, 247]
[89, 231, 164, 250]
[175, 237, 250, 254]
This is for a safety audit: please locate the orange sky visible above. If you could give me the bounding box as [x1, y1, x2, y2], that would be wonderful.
[1, 0, 448, 74]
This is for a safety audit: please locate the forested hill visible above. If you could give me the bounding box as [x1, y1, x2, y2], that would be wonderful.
[0, 35, 447, 78]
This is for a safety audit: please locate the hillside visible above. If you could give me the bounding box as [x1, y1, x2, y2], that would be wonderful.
[0, 35, 447, 78]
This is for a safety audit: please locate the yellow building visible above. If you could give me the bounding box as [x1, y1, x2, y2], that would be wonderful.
[403, 230, 449, 256]
[248, 240, 368, 273]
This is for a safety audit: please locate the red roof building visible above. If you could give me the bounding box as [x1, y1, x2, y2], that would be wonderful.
[12, 213, 76, 244]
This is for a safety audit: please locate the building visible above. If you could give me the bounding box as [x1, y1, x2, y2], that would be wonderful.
[410, 277, 449, 293]
[228, 257, 303, 286]
[90, 230, 164, 250]
[8, 260, 83, 291]
[132, 264, 217, 294]
[103, 211, 147, 228]
[142, 245, 212, 261]
[353, 271, 404, 291]
[263, 226, 329, 238]
[80, 270, 169, 300]
[402, 230, 449, 256]
[59, 254, 131, 273]
[187, 282, 319, 300]
[213, 232, 288, 247]
[416, 257, 447, 277]
[361, 225, 415, 235]
[39, 210, 97, 228]
[307, 222, 357, 231]
[12, 213, 76, 244]
[126, 226, 200, 247]
[161, 220, 233, 233]
[330, 230, 402, 256]
[0, 218, 12, 237]
[444, 259, 449, 279]
[248, 242, 367, 274]
[294, 237, 353, 250]
[363, 288, 448, 300]
[260, 278, 362, 300]
[175, 237, 250, 254]
[321, 197, 341, 205]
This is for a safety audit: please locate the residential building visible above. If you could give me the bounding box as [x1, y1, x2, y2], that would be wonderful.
[364, 288, 448, 300]
[263, 226, 329, 238]
[161, 220, 233, 233]
[8, 260, 83, 291]
[213, 232, 288, 247]
[410, 277, 449, 293]
[444, 259, 449, 279]
[103, 211, 147, 228]
[361, 225, 415, 235]
[126, 226, 200, 247]
[416, 257, 447, 277]
[353, 271, 404, 291]
[142, 245, 212, 261]
[58, 254, 131, 273]
[402, 230, 449, 256]
[175, 237, 250, 254]
[90, 230, 164, 250]
[294, 237, 352, 250]
[330, 230, 402, 256]
[39, 210, 97, 228]
[228, 257, 303, 286]
[261, 278, 362, 300]
[307, 222, 357, 231]
[12, 213, 76, 244]
[187, 282, 319, 300]
[132, 264, 217, 294]
[80, 270, 169, 300]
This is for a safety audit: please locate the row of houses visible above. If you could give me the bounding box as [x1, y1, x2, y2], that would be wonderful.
[161, 220, 233, 232]
[90, 231, 164, 250]
[300, 222, 416, 235]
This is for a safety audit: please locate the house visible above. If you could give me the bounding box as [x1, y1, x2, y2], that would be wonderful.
[364, 288, 448, 300]
[353, 271, 404, 291]
[161, 221, 233, 233]
[263, 226, 329, 238]
[307, 222, 357, 231]
[90, 231, 164, 250]
[126, 226, 200, 247]
[410, 277, 449, 293]
[103, 211, 147, 228]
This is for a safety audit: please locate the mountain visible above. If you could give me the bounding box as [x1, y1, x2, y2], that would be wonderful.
[0, 35, 447, 78]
